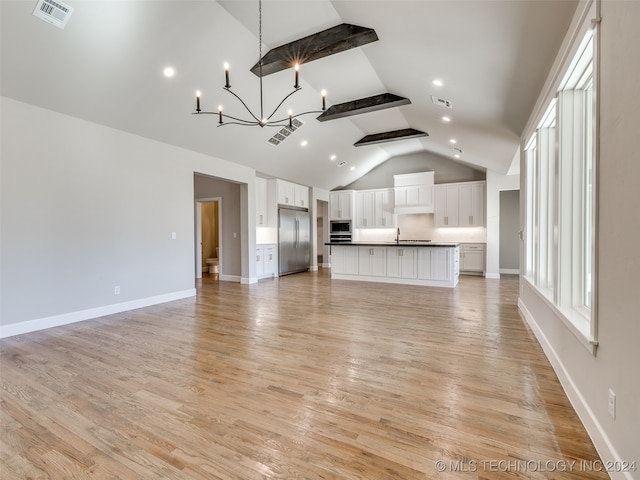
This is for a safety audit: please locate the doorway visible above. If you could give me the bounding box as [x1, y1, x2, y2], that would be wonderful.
[195, 198, 222, 279]
[316, 199, 329, 267]
[499, 190, 520, 274]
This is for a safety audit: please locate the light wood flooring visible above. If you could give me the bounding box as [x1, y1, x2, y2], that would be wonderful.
[1, 270, 606, 479]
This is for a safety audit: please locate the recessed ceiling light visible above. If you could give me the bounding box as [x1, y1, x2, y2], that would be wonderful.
[301, 140, 308, 147]
[330, 155, 337, 161]
[449, 138, 457, 144]
[350, 166, 356, 171]
[163, 66, 175, 78]
[442, 116, 451, 122]
[432, 79, 443, 87]
[454, 154, 461, 159]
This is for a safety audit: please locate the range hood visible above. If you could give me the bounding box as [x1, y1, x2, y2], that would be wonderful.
[393, 172, 435, 215]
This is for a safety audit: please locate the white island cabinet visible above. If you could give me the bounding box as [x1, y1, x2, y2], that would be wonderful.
[329, 243, 459, 288]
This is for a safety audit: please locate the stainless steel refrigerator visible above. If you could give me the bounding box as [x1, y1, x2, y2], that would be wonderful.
[278, 206, 310, 276]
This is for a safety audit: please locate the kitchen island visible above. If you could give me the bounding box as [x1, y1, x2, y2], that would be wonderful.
[326, 242, 460, 288]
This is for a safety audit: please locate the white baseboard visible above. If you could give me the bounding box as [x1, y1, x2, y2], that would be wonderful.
[322, 263, 331, 268]
[309, 266, 318, 272]
[0, 289, 196, 339]
[220, 274, 241, 283]
[485, 272, 501, 279]
[518, 299, 632, 480]
[500, 268, 520, 274]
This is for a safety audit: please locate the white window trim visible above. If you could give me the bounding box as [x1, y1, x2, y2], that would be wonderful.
[521, 0, 599, 354]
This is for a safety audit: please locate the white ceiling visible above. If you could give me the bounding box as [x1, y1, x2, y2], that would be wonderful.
[0, 0, 578, 190]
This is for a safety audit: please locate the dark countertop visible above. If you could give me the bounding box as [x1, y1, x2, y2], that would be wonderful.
[325, 241, 460, 247]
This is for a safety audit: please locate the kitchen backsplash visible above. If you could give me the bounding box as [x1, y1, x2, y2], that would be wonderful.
[354, 214, 487, 243]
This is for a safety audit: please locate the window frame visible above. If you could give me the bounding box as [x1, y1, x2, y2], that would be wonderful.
[522, 5, 599, 353]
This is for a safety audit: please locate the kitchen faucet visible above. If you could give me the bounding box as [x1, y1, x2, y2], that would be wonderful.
[396, 228, 400, 244]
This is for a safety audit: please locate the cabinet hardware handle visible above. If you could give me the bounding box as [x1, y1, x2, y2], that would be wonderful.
[257, 255, 260, 261]
[470, 215, 473, 224]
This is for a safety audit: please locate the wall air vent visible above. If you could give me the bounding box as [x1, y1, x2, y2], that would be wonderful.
[33, 0, 74, 29]
[266, 118, 304, 147]
[431, 96, 452, 109]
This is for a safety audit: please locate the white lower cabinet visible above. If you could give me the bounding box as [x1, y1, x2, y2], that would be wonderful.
[331, 246, 359, 275]
[460, 243, 485, 274]
[418, 247, 456, 281]
[256, 244, 277, 279]
[358, 247, 387, 277]
[330, 245, 458, 287]
[386, 247, 417, 279]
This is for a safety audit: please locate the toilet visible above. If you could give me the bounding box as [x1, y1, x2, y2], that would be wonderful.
[205, 247, 219, 274]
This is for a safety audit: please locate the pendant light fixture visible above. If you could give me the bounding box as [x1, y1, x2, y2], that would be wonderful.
[193, 0, 326, 128]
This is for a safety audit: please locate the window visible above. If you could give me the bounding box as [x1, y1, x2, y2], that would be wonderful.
[524, 28, 597, 345]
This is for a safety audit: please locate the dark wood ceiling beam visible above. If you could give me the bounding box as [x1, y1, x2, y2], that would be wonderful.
[250, 24, 378, 77]
[354, 128, 429, 147]
[316, 93, 411, 122]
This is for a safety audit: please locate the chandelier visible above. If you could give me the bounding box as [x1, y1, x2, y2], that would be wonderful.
[193, 0, 326, 128]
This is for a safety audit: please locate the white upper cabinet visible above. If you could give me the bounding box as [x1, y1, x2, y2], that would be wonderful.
[329, 190, 354, 220]
[434, 185, 460, 227]
[256, 177, 268, 226]
[458, 182, 485, 227]
[355, 188, 395, 228]
[277, 179, 309, 208]
[435, 181, 485, 227]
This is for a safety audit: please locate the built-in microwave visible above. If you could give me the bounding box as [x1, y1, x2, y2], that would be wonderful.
[330, 220, 352, 242]
[330, 220, 351, 234]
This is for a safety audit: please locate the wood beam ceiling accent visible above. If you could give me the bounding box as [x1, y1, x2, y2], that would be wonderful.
[354, 128, 429, 147]
[250, 24, 378, 77]
[316, 93, 411, 122]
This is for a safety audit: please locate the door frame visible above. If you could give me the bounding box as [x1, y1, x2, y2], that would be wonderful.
[195, 197, 222, 279]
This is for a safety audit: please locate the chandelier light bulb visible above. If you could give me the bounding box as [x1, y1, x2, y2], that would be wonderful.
[224, 62, 230, 88]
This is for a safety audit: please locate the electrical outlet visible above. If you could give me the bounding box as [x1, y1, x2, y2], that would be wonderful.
[114, 285, 121, 295]
[608, 389, 616, 419]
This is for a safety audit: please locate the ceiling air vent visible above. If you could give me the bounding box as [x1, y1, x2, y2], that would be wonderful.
[33, 0, 74, 29]
[266, 118, 304, 147]
[431, 96, 452, 109]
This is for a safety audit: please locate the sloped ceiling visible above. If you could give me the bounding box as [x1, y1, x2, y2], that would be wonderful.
[0, 0, 578, 190]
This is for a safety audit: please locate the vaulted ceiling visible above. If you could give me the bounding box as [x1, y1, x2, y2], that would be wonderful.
[0, 0, 578, 190]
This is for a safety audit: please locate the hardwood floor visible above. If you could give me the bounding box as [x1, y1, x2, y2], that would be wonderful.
[1, 270, 607, 479]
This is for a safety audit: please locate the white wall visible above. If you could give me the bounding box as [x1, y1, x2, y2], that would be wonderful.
[0, 97, 256, 335]
[519, 1, 640, 475]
